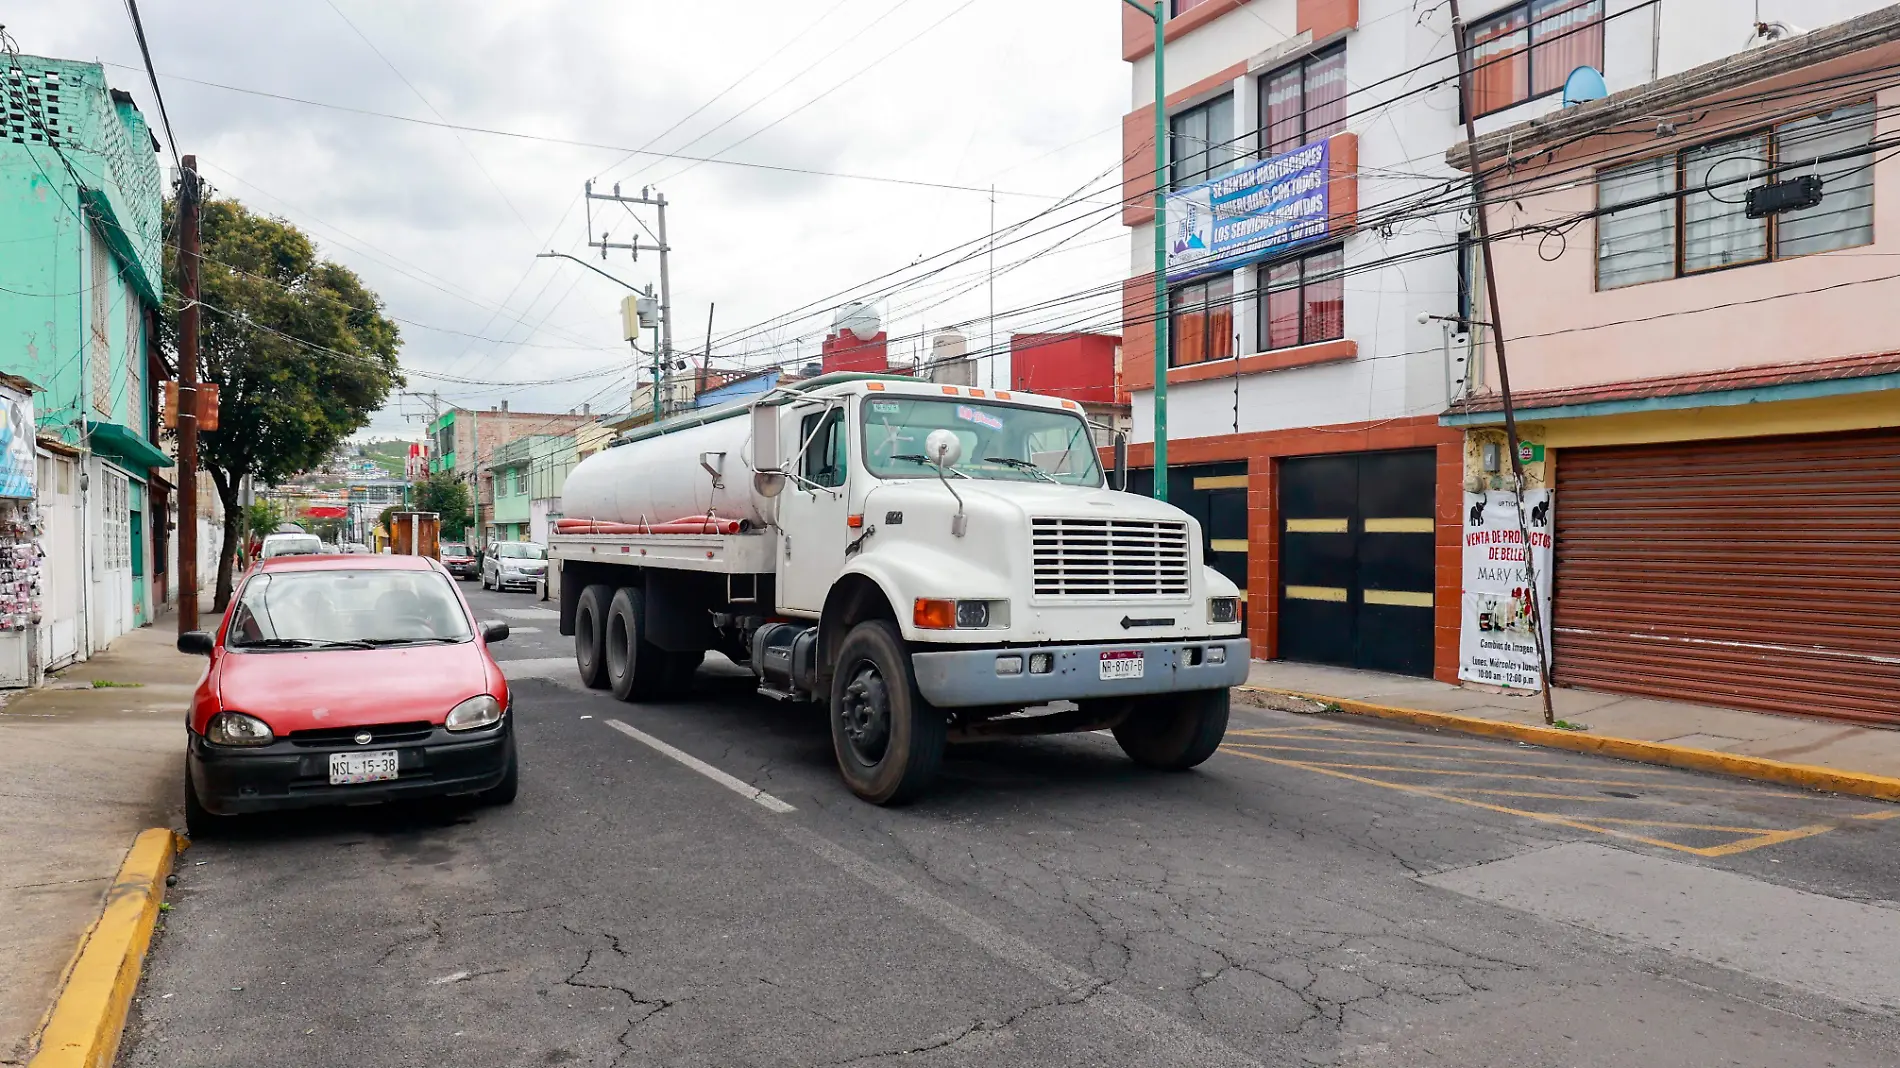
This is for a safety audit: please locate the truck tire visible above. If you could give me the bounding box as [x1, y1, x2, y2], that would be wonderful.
[829, 621, 946, 805]
[573, 584, 613, 690]
[605, 587, 669, 702]
[1112, 688, 1230, 771]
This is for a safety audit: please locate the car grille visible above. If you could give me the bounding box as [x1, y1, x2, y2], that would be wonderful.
[288, 721, 435, 747]
[1031, 517, 1191, 598]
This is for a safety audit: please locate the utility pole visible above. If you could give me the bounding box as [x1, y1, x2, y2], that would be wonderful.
[1448, 0, 1556, 726]
[1120, 0, 1169, 501]
[584, 181, 672, 376]
[176, 154, 201, 632]
[988, 184, 997, 390]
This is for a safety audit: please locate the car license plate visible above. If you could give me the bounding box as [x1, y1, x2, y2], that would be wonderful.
[329, 750, 399, 785]
[1099, 650, 1145, 681]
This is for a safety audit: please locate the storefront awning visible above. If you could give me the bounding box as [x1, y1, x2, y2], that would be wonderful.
[86, 420, 175, 471]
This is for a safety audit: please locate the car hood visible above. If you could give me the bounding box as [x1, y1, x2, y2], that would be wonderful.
[213, 644, 493, 733]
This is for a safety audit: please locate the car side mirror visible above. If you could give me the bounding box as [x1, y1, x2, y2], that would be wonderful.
[177, 630, 215, 656]
[481, 620, 510, 643]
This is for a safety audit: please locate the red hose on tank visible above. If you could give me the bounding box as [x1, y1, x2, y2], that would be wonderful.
[556, 515, 749, 535]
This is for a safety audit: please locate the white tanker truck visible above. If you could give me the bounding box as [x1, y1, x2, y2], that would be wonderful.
[549, 372, 1248, 804]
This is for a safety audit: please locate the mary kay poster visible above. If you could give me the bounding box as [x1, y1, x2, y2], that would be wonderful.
[1458, 489, 1553, 690]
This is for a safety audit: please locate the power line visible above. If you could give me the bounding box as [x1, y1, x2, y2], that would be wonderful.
[117, 0, 182, 171]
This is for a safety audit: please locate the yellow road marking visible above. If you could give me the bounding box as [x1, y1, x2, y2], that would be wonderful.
[1232, 732, 1682, 764]
[1222, 741, 1676, 773]
[1272, 758, 1790, 795]
[1695, 824, 1841, 857]
[1558, 816, 1780, 833]
[1438, 785, 1807, 803]
[1850, 810, 1900, 820]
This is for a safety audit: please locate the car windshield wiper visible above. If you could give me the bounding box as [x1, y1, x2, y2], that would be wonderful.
[890, 454, 971, 478]
[232, 637, 374, 650]
[358, 636, 466, 647]
[983, 456, 1060, 483]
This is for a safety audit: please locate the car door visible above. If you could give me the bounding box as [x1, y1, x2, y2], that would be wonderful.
[775, 402, 851, 615]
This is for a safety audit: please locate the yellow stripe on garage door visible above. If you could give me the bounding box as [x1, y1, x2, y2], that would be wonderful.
[1285, 585, 1348, 602]
[1209, 539, 1248, 553]
[1286, 518, 1348, 533]
[1364, 589, 1434, 607]
[1193, 474, 1250, 490]
[1364, 517, 1435, 534]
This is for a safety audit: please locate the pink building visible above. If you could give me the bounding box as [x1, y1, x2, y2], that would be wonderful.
[1445, 9, 1900, 725]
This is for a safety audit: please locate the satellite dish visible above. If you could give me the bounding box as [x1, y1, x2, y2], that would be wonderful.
[1561, 66, 1608, 107]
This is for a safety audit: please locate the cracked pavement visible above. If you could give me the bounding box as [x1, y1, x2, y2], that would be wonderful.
[119, 584, 1900, 1067]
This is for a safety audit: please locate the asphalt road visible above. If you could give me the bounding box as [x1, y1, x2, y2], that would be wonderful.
[122, 583, 1900, 1067]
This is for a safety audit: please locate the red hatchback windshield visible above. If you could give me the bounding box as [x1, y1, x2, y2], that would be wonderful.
[228, 568, 473, 648]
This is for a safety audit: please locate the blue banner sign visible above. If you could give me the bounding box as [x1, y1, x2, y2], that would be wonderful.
[1165, 139, 1331, 283]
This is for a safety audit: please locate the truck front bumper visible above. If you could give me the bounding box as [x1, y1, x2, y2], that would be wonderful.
[910, 638, 1250, 708]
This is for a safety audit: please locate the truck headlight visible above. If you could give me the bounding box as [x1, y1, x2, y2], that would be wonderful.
[1209, 597, 1240, 624]
[955, 600, 990, 628]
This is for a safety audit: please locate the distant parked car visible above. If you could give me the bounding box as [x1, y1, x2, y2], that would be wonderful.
[176, 554, 517, 836]
[260, 533, 323, 559]
[343, 542, 372, 554]
[481, 542, 546, 592]
[440, 542, 478, 580]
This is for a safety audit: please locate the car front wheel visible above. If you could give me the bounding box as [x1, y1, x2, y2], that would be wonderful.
[184, 767, 228, 839]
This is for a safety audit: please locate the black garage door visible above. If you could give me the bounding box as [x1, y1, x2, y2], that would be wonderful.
[1278, 450, 1436, 676]
[1130, 462, 1250, 619]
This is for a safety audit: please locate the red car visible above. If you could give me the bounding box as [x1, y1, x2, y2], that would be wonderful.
[177, 554, 517, 836]
[440, 542, 478, 580]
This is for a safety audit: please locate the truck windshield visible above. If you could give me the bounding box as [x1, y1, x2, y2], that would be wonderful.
[861, 397, 1103, 487]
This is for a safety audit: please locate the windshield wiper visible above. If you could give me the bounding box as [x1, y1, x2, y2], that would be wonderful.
[358, 636, 465, 647]
[890, 454, 971, 478]
[983, 456, 1060, 483]
[232, 638, 374, 650]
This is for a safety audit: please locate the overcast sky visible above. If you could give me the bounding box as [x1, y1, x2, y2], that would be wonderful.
[14, 0, 1130, 439]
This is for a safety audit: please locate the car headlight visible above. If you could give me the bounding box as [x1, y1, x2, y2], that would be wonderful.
[205, 711, 274, 746]
[1209, 596, 1241, 624]
[446, 694, 504, 732]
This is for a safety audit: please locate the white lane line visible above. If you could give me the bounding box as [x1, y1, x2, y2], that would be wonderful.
[506, 626, 544, 634]
[497, 608, 559, 619]
[605, 719, 796, 814]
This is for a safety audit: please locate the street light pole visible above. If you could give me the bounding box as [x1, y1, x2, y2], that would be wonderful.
[1121, 0, 1169, 500]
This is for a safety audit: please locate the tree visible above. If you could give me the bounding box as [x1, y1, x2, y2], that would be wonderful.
[413, 471, 472, 538]
[162, 197, 403, 608]
[244, 500, 281, 541]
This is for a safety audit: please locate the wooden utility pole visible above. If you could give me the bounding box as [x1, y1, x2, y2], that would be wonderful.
[177, 154, 202, 634]
[1447, 0, 1556, 726]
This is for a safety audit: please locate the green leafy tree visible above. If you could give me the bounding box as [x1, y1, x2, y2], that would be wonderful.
[244, 500, 281, 542]
[162, 197, 403, 608]
[413, 471, 472, 539]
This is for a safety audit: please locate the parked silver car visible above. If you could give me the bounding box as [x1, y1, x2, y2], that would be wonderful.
[480, 542, 547, 592]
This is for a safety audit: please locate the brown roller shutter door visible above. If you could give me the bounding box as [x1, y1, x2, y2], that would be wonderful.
[1552, 429, 1900, 725]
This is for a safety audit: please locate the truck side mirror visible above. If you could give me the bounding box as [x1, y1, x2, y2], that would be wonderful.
[1111, 434, 1128, 492]
[750, 402, 785, 497]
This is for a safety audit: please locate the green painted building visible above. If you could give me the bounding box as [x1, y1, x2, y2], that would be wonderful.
[487, 434, 572, 545]
[1, 55, 172, 649]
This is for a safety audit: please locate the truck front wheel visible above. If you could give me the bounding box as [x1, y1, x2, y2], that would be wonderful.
[829, 621, 946, 805]
[1112, 689, 1230, 771]
[574, 584, 613, 689]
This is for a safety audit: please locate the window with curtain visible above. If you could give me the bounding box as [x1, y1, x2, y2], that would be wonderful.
[1258, 246, 1345, 351]
[1467, 0, 1602, 117]
[1168, 274, 1235, 367]
[1594, 101, 1875, 289]
[1259, 46, 1348, 157]
[1170, 94, 1235, 190]
[1171, 0, 1218, 14]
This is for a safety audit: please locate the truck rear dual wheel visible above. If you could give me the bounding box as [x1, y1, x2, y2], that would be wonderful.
[605, 587, 674, 702]
[830, 620, 946, 805]
[574, 584, 613, 689]
[1112, 688, 1231, 771]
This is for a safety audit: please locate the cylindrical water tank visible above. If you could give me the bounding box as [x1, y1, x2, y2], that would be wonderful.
[559, 414, 767, 528]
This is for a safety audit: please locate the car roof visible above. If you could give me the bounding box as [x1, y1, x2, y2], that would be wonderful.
[263, 532, 319, 540]
[256, 554, 440, 573]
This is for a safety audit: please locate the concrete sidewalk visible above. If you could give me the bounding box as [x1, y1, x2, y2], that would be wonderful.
[0, 619, 200, 1066]
[1245, 660, 1900, 780]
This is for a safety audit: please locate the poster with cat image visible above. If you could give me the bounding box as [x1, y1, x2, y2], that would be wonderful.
[1459, 489, 1553, 690]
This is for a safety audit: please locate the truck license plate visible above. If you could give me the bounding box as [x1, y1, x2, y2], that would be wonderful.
[1099, 650, 1145, 681]
[329, 750, 399, 785]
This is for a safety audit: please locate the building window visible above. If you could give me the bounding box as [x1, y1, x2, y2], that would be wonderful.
[1466, 0, 1603, 118]
[1170, 0, 1217, 15]
[1259, 45, 1347, 157]
[1170, 93, 1235, 190]
[1595, 102, 1875, 289]
[1258, 246, 1345, 350]
[1168, 275, 1234, 367]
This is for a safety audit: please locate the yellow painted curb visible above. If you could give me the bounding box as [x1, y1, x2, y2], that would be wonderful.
[1238, 686, 1900, 804]
[27, 828, 181, 1068]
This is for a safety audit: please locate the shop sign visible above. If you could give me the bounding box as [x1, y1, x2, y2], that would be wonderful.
[1458, 489, 1554, 690]
[1165, 139, 1331, 283]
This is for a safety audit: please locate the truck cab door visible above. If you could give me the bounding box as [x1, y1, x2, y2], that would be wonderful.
[776, 403, 851, 615]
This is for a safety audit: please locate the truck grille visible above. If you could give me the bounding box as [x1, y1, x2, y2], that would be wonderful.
[1031, 517, 1191, 598]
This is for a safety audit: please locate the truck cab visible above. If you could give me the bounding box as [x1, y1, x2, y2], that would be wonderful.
[552, 374, 1248, 804]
